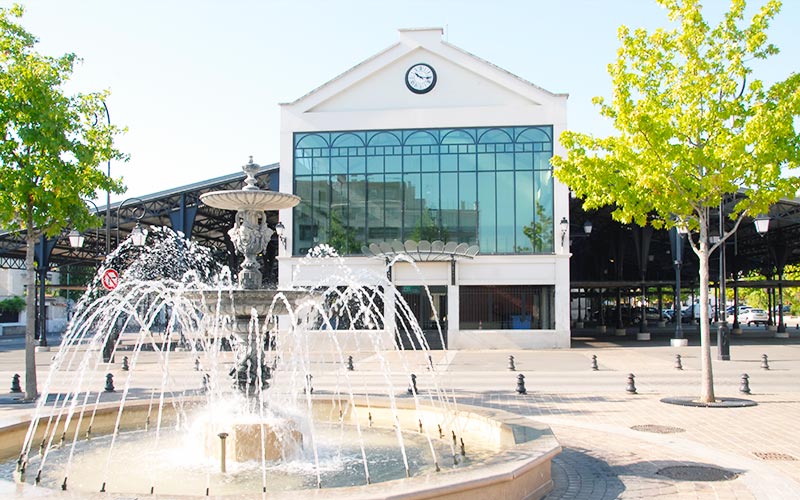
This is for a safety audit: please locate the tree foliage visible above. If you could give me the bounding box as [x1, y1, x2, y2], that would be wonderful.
[0, 4, 127, 400]
[520, 204, 554, 252]
[327, 210, 361, 255]
[552, 0, 800, 402]
[409, 208, 449, 243]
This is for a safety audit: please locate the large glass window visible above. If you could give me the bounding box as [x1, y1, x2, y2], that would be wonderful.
[293, 126, 553, 256]
[459, 285, 555, 330]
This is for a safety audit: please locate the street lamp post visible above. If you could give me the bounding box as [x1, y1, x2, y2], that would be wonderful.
[754, 215, 788, 337]
[69, 199, 102, 252]
[101, 101, 111, 256]
[716, 203, 730, 360]
[670, 226, 687, 346]
[275, 221, 287, 251]
[116, 198, 147, 248]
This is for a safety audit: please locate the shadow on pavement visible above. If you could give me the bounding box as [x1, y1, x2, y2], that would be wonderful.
[544, 446, 625, 500]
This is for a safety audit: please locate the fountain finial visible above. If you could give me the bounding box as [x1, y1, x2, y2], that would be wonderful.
[242, 156, 261, 191]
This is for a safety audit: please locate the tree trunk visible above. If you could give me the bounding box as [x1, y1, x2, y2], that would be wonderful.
[24, 232, 38, 401]
[698, 236, 715, 403]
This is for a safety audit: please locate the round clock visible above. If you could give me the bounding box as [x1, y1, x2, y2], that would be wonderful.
[405, 63, 437, 94]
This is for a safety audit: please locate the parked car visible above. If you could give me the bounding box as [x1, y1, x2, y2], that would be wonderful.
[681, 302, 712, 323]
[740, 308, 768, 326]
[726, 306, 752, 322]
[773, 304, 791, 315]
[631, 306, 662, 324]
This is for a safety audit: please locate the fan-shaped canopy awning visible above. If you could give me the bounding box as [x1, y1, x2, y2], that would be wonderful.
[361, 240, 480, 262]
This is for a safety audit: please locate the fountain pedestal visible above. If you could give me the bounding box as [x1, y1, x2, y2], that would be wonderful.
[206, 420, 303, 462]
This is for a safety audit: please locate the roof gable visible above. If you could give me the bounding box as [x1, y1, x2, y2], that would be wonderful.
[284, 28, 566, 114]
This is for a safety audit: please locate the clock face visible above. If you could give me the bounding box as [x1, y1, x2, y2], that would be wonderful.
[405, 63, 437, 94]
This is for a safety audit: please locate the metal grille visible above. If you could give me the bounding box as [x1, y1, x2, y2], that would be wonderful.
[657, 466, 737, 481]
[631, 424, 685, 434]
[753, 451, 797, 461]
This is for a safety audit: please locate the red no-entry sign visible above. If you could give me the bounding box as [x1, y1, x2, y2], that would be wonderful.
[101, 268, 120, 291]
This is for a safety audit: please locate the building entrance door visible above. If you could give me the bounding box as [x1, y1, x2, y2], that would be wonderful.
[397, 286, 447, 350]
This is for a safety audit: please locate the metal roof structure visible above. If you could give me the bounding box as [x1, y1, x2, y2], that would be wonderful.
[0, 163, 281, 273]
[568, 194, 800, 290]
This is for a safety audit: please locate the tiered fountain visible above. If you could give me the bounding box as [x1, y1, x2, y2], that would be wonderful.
[0, 158, 559, 498]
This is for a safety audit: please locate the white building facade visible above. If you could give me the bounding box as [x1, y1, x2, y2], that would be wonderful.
[279, 28, 570, 349]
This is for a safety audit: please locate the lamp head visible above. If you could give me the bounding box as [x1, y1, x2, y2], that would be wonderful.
[559, 217, 569, 247]
[754, 215, 770, 236]
[130, 223, 147, 247]
[68, 229, 85, 249]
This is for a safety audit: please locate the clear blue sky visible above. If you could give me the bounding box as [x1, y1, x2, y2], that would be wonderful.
[8, 0, 800, 202]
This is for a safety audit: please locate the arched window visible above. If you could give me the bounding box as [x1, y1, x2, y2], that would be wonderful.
[367, 131, 402, 146]
[441, 129, 476, 145]
[478, 128, 513, 144]
[295, 133, 329, 149]
[515, 127, 551, 144]
[331, 133, 366, 148]
[404, 130, 438, 145]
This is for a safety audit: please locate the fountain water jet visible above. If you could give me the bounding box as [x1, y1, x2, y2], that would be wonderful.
[0, 157, 560, 498]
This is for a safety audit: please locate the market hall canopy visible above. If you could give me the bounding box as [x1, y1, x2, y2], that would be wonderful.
[0, 163, 281, 272]
[568, 194, 800, 289]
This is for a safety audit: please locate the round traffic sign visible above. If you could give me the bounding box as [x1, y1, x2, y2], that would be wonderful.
[101, 268, 120, 291]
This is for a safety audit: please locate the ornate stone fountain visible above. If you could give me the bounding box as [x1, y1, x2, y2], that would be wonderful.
[199, 157, 300, 394]
[201, 156, 299, 289]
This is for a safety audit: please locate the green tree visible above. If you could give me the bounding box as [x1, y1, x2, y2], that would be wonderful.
[552, 0, 800, 403]
[0, 5, 126, 400]
[409, 208, 449, 242]
[521, 204, 554, 252]
[328, 210, 361, 255]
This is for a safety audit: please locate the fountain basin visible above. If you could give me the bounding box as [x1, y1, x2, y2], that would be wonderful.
[0, 396, 560, 499]
[189, 289, 311, 318]
[200, 190, 300, 211]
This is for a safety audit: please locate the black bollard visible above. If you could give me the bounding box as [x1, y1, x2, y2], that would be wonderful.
[674, 354, 683, 370]
[427, 355, 433, 371]
[10, 374, 22, 393]
[104, 373, 115, 392]
[460, 437, 466, 457]
[590, 355, 598, 371]
[304, 374, 314, 395]
[407, 374, 418, 395]
[194, 358, 200, 371]
[760, 354, 770, 370]
[515, 373, 527, 394]
[202, 374, 210, 392]
[346, 355, 354, 371]
[739, 373, 751, 394]
[508, 355, 516, 371]
[625, 373, 637, 394]
[121, 356, 130, 371]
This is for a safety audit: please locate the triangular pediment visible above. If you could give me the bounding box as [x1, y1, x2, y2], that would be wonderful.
[284, 28, 566, 115]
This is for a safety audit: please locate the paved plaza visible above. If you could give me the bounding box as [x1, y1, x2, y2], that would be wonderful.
[1, 325, 799, 499]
